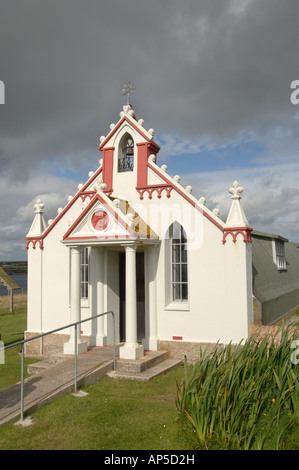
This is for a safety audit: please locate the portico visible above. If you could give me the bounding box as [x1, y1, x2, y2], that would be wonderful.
[63, 238, 159, 360]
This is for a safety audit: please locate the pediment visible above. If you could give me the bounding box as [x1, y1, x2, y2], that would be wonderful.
[63, 193, 136, 242]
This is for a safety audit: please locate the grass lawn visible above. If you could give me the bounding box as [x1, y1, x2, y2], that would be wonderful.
[0, 293, 38, 390]
[0, 366, 195, 451]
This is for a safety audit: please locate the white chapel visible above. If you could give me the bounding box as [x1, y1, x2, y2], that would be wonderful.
[25, 89, 256, 359]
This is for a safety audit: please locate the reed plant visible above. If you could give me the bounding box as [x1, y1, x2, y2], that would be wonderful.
[176, 326, 299, 450]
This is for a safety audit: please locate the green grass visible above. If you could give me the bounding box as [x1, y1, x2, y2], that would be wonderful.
[0, 293, 38, 390]
[0, 366, 195, 450]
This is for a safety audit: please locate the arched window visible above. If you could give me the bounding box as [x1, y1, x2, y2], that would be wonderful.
[118, 133, 134, 172]
[170, 223, 188, 301]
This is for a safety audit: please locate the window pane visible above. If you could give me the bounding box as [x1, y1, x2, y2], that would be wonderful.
[172, 264, 180, 282]
[181, 227, 187, 243]
[181, 244, 187, 262]
[181, 263, 188, 282]
[172, 244, 180, 263]
[172, 283, 181, 301]
[182, 284, 188, 300]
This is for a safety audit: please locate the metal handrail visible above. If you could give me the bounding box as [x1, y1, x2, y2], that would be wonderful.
[0, 310, 116, 422]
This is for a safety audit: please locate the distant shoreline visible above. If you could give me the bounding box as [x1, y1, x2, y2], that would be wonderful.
[0, 262, 27, 275]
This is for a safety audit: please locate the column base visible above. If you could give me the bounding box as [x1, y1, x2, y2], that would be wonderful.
[148, 337, 159, 351]
[119, 343, 144, 360]
[63, 340, 88, 355]
[94, 334, 107, 347]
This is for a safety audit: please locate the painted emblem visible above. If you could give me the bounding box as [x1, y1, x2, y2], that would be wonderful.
[91, 210, 109, 231]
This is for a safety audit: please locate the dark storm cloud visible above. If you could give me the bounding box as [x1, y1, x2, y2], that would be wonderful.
[1, 0, 299, 162]
[1, 0, 299, 258]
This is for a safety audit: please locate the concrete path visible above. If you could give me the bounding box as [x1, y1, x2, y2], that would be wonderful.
[0, 346, 115, 428]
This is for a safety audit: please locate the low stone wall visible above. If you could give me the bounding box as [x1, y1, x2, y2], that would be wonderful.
[24, 332, 90, 357]
[159, 340, 225, 364]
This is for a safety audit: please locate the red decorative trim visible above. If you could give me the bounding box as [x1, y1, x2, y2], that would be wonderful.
[172, 336, 183, 341]
[63, 193, 135, 241]
[101, 147, 114, 193]
[147, 162, 224, 232]
[25, 167, 104, 248]
[99, 116, 160, 151]
[63, 234, 132, 241]
[136, 184, 173, 200]
[80, 191, 96, 202]
[136, 141, 160, 188]
[26, 238, 44, 250]
[222, 228, 253, 244]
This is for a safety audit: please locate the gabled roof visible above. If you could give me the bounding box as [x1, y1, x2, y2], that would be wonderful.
[62, 191, 158, 243]
[98, 105, 158, 151]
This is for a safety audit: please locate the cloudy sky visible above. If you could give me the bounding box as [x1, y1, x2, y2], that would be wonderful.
[1, 0, 299, 260]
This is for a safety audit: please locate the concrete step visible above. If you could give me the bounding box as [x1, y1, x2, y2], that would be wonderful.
[27, 354, 69, 375]
[116, 350, 169, 373]
[108, 358, 182, 382]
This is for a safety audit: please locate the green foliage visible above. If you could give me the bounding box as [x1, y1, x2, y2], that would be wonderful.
[176, 328, 299, 450]
[0, 294, 38, 390]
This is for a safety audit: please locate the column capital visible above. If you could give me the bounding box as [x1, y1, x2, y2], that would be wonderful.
[70, 246, 82, 254]
[121, 243, 137, 252]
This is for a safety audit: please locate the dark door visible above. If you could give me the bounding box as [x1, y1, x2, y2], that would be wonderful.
[119, 252, 145, 343]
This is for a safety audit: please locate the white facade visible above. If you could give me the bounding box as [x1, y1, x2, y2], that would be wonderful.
[25, 103, 254, 358]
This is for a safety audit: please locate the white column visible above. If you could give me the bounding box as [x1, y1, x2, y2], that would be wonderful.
[64, 246, 87, 354]
[95, 247, 107, 346]
[148, 245, 159, 350]
[119, 244, 144, 360]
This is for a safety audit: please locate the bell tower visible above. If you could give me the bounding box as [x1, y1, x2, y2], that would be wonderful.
[99, 83, 160, 199]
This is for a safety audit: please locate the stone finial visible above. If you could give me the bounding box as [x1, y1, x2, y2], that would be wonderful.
[199, 197, 206, 205]
[161, 164, 168, 172]
[225, 180, 249, 228]
[229, 181, 244, 199]
[173, 175, 181, 183]
[148, 154, 156, 163]
[113, 198, 120, 208]
[34, 198, 45, 214]
[126, 213, 134, 228]
[93, 177, 107, 193]
[186, 185, 192, 194]
[27, 198, 47, 237]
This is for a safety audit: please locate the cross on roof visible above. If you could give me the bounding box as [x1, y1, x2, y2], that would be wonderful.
[122, 81, 136, 106]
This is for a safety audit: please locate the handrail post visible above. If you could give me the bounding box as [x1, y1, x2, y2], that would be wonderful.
[112, 312, 116, 370]
[74, 324, 78, 393]
[2, 310, 115, 421]
[21, 343, 24, 421]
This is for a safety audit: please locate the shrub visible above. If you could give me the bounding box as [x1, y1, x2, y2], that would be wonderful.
[176, 327, 299, 450]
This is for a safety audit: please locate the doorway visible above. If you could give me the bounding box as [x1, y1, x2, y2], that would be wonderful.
[119, 251, 145, 342]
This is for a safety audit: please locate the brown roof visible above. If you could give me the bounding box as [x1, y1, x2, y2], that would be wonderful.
[0, 267, 20, 290]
